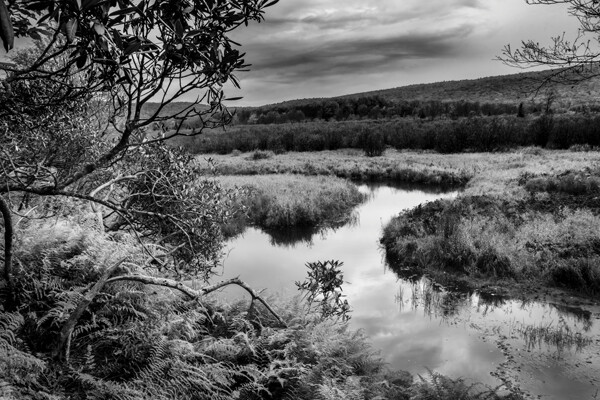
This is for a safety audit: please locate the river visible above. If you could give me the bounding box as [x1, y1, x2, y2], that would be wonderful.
[211, 183, 600, 399]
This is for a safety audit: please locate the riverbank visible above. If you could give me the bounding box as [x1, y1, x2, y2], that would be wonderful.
[378, 149, 600, 301]
[199, 149, 472, 187]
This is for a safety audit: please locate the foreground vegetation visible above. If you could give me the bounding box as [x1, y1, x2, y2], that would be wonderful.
[216, 174, 366, 236]
[1, 210, 521, 400]
[380, 149, 600, 297]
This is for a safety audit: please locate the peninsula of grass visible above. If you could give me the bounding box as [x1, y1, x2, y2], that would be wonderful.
[379, 148, 600, 298]
[216, 174, 366, 235]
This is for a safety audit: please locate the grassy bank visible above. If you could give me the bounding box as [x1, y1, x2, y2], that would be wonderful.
[200, 149, 474, 187]
[380, 150, 600, 297]
[216, 174, 366, 236]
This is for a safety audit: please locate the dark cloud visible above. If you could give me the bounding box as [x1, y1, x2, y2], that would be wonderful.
[217, 0, 580, 105]
[263, 0, 489, 30]
[240, 23, 475, 84]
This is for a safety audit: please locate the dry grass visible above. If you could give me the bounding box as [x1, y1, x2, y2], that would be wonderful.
[216, 174, 366, 231]
[200, 147, 600, 193]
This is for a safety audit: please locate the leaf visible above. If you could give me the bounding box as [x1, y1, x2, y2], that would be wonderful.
[81, 0, 101, 11]
[63, 18, 78, 43]
[112, 29, 123, 48]
[123, 39, 141, 55]
[174, 19, 184, 38]
[109, 6, 139, 17]
[93, 22, 105, 36]
[0, 0, 14, 53]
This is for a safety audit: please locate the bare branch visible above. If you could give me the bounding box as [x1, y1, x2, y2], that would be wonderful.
[106, 275, 286, 327]
[53, 258, 128, 362]
[0, 195, 14, 309]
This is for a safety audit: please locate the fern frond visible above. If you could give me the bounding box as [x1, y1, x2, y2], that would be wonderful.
[74, 372, 141, 400]
[0, 312, 23, 349]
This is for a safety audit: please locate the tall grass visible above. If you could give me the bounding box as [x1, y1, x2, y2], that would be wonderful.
[381, 195, 600, 295]
[200, 150, 473, 187]
[216, 174, 366, 234]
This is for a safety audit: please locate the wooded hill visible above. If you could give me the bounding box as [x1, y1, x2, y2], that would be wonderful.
[148, 67, 600, 129]
[259, 67, 600, 109]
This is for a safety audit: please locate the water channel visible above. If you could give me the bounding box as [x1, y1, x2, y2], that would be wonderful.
[212, 183, 600, 399]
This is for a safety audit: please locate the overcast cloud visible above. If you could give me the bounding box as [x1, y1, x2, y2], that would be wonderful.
[221, 0, 579, 106]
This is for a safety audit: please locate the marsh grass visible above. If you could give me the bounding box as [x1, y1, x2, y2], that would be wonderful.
[373, 149, 600, 297]
[216, 174, 366, 234]
[201, 149, 476, 187]
[382, 191, 600, 295]
[411, 370, 514, 400]
[513, 320, 593, 353]
[524, 172, 600, 195]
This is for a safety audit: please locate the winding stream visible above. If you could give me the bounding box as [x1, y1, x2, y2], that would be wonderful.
[212, 183, 600, 399]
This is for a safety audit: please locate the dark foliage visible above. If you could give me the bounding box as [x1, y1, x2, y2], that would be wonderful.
[178, 113, 600, 155]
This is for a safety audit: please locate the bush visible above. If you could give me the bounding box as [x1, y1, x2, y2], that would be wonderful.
[248, 149, 275, 160]
[551, 259, 600, 294]
[359, 128, 386, 157]
[475, 247, 514, 278]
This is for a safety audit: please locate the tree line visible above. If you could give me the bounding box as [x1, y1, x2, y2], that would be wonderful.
[182, 113, 600, 156]
[233, 97, 525, 125]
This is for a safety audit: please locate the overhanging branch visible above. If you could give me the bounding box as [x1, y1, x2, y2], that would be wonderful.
[106, 274, 286, 327]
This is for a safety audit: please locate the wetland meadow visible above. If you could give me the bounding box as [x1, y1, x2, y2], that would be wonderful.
[4, 1, 600, 398]
[200, 147, 600, 400]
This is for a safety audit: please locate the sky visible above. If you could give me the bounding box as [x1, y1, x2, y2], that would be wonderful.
[223, 0, 581, 106]
[0, 0, 582, 106]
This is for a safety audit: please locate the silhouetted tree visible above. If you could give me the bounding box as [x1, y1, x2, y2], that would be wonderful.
[500, 0, 600, 84]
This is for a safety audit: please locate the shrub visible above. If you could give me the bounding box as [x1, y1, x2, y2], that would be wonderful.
[248, 150, 275, 160]
[551, 259, 600, 294]
[475, 247, 514, 278]
[359, 128, 386, 157]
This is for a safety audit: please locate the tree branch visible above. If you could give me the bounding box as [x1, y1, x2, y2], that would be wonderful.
[53, 258, 127, 362]
[0, 196, 14, 309]
[106, 275, 286, 327]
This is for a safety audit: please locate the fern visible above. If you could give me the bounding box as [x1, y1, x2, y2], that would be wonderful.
[73, 372, 141, 400]
[0, 311, 47, 399]
[411, 370, 503, 400]
[37, 290, 83, 328]
[0, 312, 22, 350]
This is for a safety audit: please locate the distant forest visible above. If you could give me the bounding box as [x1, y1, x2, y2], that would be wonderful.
[235, 96, 521, 124]
[169, 95, 600, 132]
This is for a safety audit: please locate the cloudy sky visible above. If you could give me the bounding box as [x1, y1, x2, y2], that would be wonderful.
[224, 0, 580, 106]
